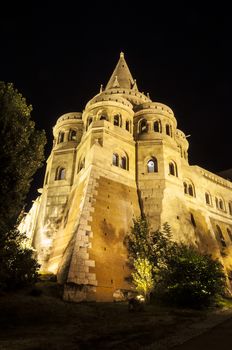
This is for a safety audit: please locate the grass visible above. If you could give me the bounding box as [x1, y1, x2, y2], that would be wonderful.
[0, 281, 231, 350]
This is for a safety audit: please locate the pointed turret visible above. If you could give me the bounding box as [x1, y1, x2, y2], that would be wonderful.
[106, 52, 138, 90]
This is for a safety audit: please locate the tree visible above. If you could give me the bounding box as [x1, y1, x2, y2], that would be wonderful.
[125, 217, 174, 301]
[0, 81, 46, 289]
[125, 217, 173, 274]
[131, 257, 154, 301]
[0, 82, 46, 234]
[0, 228, 40, 290]
[157, 244, 226, 308]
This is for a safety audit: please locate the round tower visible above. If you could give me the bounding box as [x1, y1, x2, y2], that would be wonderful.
[44, 112, 83, 188]
[35, 112, 83, 268]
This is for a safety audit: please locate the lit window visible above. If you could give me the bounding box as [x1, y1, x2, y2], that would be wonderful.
[68, 129, 77, 141]
[140, 119, 147, 133]
[147, 158, 158, 173]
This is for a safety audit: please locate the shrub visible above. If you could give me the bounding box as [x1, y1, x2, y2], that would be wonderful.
[157, 244, 226, 308]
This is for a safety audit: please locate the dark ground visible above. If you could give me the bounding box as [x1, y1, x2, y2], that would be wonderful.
[172, 316, 232, 350]
[0, 281, 231, 350]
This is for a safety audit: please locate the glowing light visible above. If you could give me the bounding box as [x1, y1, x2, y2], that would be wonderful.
[136, 294, 145, 302]
[41, 236, 52, 247]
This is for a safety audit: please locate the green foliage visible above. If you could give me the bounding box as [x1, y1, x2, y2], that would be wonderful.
[0, 81, 46, 236]
[157, 244, 226, 308]
[126, 216, 226, 308]
[125, 216, 151, 259]
[125, 217, 174, 300]
[0, 228, 40, 290]
[0, 81, 46, 289]
[131, 257, 154, 301]
[125, 217, 173, 273]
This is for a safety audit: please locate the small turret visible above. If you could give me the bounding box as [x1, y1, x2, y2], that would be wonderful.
[53, 112, 83, 149]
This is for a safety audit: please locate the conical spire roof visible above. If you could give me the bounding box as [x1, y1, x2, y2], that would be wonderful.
[105, 52, 138, 90]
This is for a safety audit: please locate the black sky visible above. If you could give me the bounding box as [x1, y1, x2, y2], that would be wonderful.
[0, 5, 231, 208]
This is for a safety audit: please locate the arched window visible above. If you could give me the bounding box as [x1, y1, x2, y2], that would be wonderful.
[166, 124, 171, 136]
[121, 156, 127, 170]
[169, 162, 175, 175]
[45, 172, 49, 185]
[227, 228, 232, 242]
[58, 131, 65, 143]
[183, 182, 188, 194]
[216, 225, 227, 247]
[229, 202, 232, 215]
[112, 153, 119, 166]
[205, 192, 211, 205]
[126, 120, 130, 131]
[147, 158, 158, 173]
[219, 199, 224, 210]
[55, 167, 65, 180]
[154, 120, 162, 133]
[113, 115, 121, 127]
[169, 161, 177, 177]
[188, 185, 194, 197]
[68, 129, 77, 141]
[216, 197, 225, 211]
[183, 180, 195, 196]
[140, 119, 147, 133]
[100, 115, 108, 121]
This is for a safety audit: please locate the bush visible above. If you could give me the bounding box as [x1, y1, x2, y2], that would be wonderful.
[0, 228, 40, 290]
[157, 244, 226, 308]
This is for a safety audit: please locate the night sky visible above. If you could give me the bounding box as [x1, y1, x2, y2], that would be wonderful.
[1, 6, 231, 209]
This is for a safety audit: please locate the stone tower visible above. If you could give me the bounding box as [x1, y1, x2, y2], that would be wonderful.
[20, 53, 232, 302]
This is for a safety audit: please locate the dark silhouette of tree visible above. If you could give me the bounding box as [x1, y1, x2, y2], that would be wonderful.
[0, 81, 46, 289]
